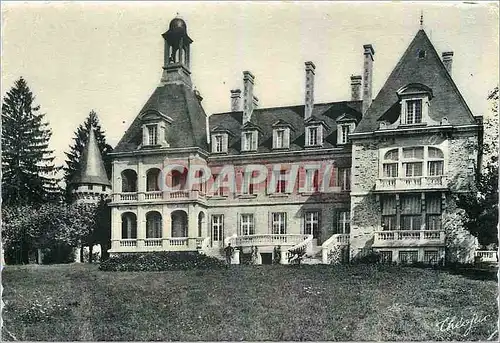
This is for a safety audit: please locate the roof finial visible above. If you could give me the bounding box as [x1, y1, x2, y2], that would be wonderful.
[420, 10, 424, 29]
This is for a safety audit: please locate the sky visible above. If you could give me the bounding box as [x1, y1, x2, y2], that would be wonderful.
[2, 1, 499, 168]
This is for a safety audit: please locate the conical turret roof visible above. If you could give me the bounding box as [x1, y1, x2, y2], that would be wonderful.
[72, 127, 110, 186]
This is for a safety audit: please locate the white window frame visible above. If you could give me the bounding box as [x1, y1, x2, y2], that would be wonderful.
[211, 214, 224, 242]
[241, 172, 254, 195]
[337, 211, 350, 234]
[306, 126, 321, 147]
[337, 167, 351, 191]
[213, 134, 225, 153]
[240, 214, 255, 236]
[147, 124, 158, 146]
[304, 211, 319, 235]
[274, 170, 288, 194]
[275, 129, 285, 149]
[402, 99, 423, 125]
[341, 124, 350, 144]
[305, 169, 319, 192]
[271, 212, 287, 234]
[242, 131, 257, 151]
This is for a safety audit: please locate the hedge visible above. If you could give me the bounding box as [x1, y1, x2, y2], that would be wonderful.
[99, 251, 226, 271]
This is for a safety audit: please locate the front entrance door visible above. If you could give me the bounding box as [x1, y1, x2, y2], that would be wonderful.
[261, 253, 273, 265]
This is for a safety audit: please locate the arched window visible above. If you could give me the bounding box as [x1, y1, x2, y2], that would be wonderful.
[146, 168, 161, 191]
[146, 211, 162, 238]
[428, 147, 444, 176]
[198, 212, 206, 237]
[383, 149, 399, 178]
[170, 168, 187, 189]
[171, 210, 188, 237]
[121, 212, 137, 239]
[121, 170, 138, 192]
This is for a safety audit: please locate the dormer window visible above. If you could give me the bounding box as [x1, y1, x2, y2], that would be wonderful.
[336, 113, 357, 145]
[147, 124, 158, 146]
[397, 84, 432, 127]
[242, 131, 257, 151]
[272, 120, 294, 150]
[140, 109, 172, 148]
[307, 127, 319, 146]
[275, 129, 285, 149]
[210, 126, 231, 154]
[403, 99, 422, 124]
[304, 116, 328, 148]
[212, 134, 227, 153]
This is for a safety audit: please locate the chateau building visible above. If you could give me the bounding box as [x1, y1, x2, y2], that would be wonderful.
[107, 16, 482, 264]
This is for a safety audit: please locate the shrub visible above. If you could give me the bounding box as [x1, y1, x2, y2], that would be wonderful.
[99, 251, 226, 271]
[42, 243, 76, 264]
[351, 251, 381, 264]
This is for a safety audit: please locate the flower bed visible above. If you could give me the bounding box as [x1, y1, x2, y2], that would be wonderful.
[99, 251, 225, 271]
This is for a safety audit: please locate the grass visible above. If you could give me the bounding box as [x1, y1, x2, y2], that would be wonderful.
[2, 263, 498, 341]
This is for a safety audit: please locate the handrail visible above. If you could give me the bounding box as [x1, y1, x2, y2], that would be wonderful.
[224, 234, 237, 246]
[287, 234, 313, 256]
[321, 233, 350, 264]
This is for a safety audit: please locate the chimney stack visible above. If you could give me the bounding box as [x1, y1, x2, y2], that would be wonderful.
[253, 95, 259, 109]
[304, 61, 316, 119]
[362, 44, 375, 115]
[230, 89, 242, 111]
[350, 75, 362, 101]
[242, 71, 255, 123]
[442, 51, 454, 75]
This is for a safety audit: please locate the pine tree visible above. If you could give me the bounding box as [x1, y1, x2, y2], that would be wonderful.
[63, 110, 113, 198]
[1, 77, 61, 206]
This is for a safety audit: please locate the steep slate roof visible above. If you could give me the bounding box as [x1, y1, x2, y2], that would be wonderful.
[209, 101, 362, 154]
[355, 29, 476, 133]
[72, 129, 110, 186]
[114, 83, 208, 152]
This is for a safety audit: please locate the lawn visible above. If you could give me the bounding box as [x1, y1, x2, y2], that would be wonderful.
[1, 263, 498, 341]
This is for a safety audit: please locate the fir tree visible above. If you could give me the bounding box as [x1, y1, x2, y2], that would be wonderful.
[1, 77, 61, 206]
[63, 110, 113, 198]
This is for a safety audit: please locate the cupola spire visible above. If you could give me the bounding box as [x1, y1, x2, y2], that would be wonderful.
[161, 15, 193, 86]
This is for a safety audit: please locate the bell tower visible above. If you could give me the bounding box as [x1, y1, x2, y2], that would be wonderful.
[161, 15, 193, 87]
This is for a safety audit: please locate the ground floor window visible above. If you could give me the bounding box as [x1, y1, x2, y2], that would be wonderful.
[304, 211, 320, 237]
[146, 211, 162, 238]
[271, 212, 287, 234]
[211, 214, 224, 241]
[424, 250, 439, 264]
[121, 212, 137, 239]
[399, 250, 418, 264]
[240, 214, 255, 236]
[337, 211, 350, 234]
[379, 251, 393, 263]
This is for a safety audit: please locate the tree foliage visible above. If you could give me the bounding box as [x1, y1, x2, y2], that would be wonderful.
[1, 77, 61, 205]
[456, 87, 499, 247]
[2, 202, 98, 264]
[63, 110, 113, 199]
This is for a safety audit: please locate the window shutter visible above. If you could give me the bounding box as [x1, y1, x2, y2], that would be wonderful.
[284, 128, 290, 148]
[223, 134, 228, 152]
[252, 131, 257, 150]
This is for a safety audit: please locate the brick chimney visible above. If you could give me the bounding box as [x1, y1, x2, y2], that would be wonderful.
[304, 61, 316, 119]
[362, 44, 375, 115]
[242, 71, 255, 123]
[230, 89, 242, 112]
[442, 51, 454, 75]
[350, 75, 362, 101]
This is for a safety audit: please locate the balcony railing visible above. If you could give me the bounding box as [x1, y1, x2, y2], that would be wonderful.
[226, 234, 309, 248]
[111, 237, 205, 252]
[475, 250, 498, 263]
[112, 190, 205, 203]
[373, 230, 445, 247]
[375, 176, 447, 191]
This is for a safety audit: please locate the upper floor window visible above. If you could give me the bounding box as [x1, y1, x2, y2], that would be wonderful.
[213, 134, 225, 153]
[275, 170, 287, 194]
[146, 124, 158, 145]
[305, 169, 319, 192]
[404, 100, 422, 124]
[242, 131, 257, 151]
[337, 167, 351, 191]
[306, 126, 321, 147]
[381, 146, 444, 179]
[273, 128, 290, 149]
[340, 125, 350, 144]
[242, 171, 255, 195]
